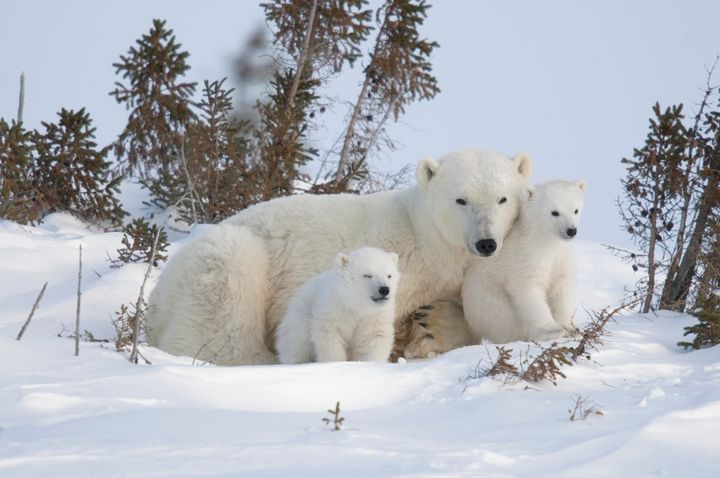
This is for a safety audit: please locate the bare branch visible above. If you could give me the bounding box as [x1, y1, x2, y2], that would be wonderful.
[16, 281, 48, 341]
[129, 226, 164, 364]
[287, 0, 318, 108]
[75, 244, 82, 356]
[17, 72, 25, 124]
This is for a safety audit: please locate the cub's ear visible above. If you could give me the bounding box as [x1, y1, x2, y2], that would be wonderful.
[335, 253, 349, 269]
[576, 179, 587, 192]
[525, 187, 535, 202]
[416, 158, 439, 188]
[388, 252, 399, 266]
[513, 153, 532, 182]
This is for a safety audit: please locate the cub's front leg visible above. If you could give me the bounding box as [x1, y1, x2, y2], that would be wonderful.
[352, 316, 395, 362]
[548, 270, 578, 336]
[510, 285, 568, 342]
[310, 318, 349, 362]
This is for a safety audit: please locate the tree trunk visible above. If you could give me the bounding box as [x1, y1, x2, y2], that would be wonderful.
[667, 151, 720, 309]
[287, 0, 318, 108]
[643, 184, 660, 313]
[660, 84, 713, 310]
[334, 75, 371, 186]
[17, 72, 25, 124]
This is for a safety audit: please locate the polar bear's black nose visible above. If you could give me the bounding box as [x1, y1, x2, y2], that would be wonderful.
[378, 286, 390, 297]
[567, 228, 577, 238]
[475, 239, 497, 255]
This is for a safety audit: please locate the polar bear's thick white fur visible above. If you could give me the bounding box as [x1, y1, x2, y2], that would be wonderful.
[276, 247, 400, 364]
[462, 180, 586, 343]
[146, 150, 532, 365]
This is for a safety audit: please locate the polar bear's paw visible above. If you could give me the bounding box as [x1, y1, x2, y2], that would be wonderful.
[527, 322, 569, 342]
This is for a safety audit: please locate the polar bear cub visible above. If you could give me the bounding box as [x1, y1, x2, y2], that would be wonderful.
[276, 247, 400, 364]
[462, 180, 586, 343]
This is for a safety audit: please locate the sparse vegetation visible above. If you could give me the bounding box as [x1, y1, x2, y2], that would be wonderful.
[616, 61, 720, 314]
[461, 302, 633, 389]
[322, 401, 345, 431]
[112, 217, 169, 267]
[678, 292, 720, 349]
[568, 395, 604, 421]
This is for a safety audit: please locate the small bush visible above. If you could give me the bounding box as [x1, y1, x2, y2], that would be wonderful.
[112, 217, 169, 267]
[679, 292, 720, 349]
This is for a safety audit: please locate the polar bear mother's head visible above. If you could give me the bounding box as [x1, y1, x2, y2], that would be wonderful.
[416, 149, 532, 257]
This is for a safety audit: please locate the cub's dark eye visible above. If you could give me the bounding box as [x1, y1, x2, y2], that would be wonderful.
[498, 197, 507, 204]
[574, 209, 579, 214]
[456, 198, 467, 205]
[551, 211, 560, 217]
[363, 274, 372, 278]
[387, 275, 392, 279]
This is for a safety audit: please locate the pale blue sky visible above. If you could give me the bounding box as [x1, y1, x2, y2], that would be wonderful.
[2, 1, 719, 247]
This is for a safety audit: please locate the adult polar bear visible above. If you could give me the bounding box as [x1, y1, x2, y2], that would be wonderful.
[146, 150, 532, 365]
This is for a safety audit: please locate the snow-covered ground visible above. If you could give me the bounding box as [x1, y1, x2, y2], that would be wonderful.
[1, 214, 719, 477]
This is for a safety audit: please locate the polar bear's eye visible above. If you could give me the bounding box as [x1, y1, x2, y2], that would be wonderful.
[363, 274, 372, 279]
[498, 197, 507, 204]
[456, 198, 467, 205]
[574, 209, 579, 214]
[387, 275, 392, 279]
[551, 211, 560, 217]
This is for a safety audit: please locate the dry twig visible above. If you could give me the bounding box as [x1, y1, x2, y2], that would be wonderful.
[16, 281, 48, 341]
[129, 226, 164, 364]
[75, 244, 82, 356]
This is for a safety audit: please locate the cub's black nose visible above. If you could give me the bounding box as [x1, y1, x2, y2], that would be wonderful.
[378, 286, 390, 297]
[475, 239, 497, 255]
[567, 228, 577, 238]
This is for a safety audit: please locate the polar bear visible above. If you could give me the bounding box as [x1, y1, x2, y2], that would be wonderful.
[276, 247, 400, 364]
[401, 180, 586, 358]
[146, 150, 532, 365]
[462, 179, 586, 343]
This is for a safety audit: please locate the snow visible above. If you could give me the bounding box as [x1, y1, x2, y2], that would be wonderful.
[1, 213, 719, 477]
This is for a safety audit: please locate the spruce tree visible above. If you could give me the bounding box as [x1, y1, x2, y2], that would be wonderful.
[184, 78, 255, 223]
[618, 103, 689, 312]
[253, 69, 320, 199]
[110, 18, 196, 179]
[112, 217, 169, 267]
[33, 108, 126, 226]
[678, 292, 720, 349]
[331, 0, 440, 190]
[662, 80, 720, 309]
[0, 119, 40, 224]
[256, 0, 373, 197]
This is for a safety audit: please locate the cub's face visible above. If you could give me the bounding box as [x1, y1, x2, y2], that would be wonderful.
[336, 248, 400, 309]
[531, 180, 586, 240]
[417, 151, 532, 257]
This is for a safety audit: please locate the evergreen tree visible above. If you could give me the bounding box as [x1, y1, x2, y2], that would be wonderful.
[0, 119, 41, 224]
[110, 18, 196, 179]
[251, 0, 373, 199]
[253, 69, 320, 199]
[33, 108, 126, 226]
[618, 103, 689, 313]
[183, 78, 255, 223]
[678, 292, 720, 349]
[662, 80, 720, 309]
[331, 0, 440, 190]
[262, 0, 372, 75]
[112, 217, 169, 267]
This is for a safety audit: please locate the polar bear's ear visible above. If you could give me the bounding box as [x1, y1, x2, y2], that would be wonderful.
[388, 252, 399, 265]
[335, 253, 349, 269]
[525, 187, 535, 202]
[513, 153, 532, 182]
[416, 158, 439, 188]
[576, 179, 587, 192]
